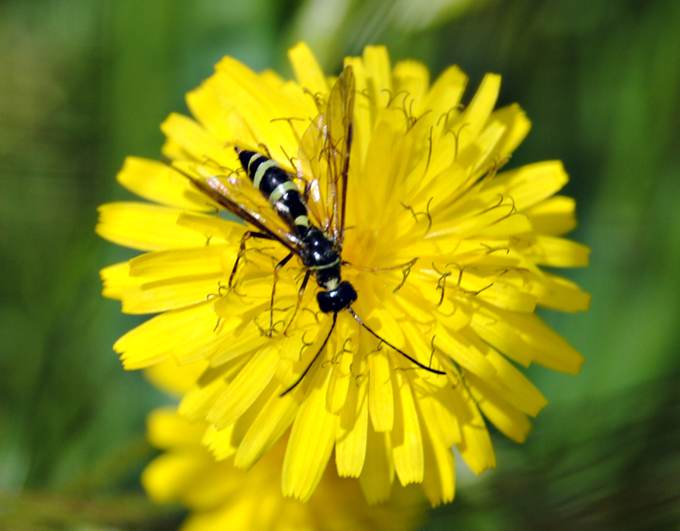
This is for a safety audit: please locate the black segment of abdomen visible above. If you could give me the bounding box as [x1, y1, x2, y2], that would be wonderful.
[238, 149, 309, 234]
[277, 190, 308, 222]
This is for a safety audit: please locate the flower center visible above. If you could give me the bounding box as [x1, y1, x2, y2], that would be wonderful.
[343, 227, 379, 270]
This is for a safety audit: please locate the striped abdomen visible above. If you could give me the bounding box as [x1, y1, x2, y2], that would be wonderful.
[236, 149, 310, 237]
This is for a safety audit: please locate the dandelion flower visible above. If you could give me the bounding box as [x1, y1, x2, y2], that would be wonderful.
[142, 360, 425, 531]
[98, 42, 590, 505]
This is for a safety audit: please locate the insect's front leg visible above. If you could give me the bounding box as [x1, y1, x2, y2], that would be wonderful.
[229, 231, 277, 288]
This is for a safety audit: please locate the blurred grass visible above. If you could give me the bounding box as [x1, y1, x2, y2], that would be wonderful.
[1, 0, 679, 529]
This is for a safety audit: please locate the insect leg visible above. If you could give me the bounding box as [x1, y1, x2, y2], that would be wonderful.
[229, 231, 278, 288]
[283, 269, 312, 335]
[268, 252, 294, 337]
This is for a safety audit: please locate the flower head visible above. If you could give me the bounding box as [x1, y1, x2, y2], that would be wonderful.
[98, 43, 590, 505]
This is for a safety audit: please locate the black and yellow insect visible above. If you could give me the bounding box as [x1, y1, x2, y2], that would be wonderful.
[185, 66, 444, 394]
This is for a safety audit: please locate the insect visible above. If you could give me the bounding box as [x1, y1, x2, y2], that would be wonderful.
[184, 66, 445, 395]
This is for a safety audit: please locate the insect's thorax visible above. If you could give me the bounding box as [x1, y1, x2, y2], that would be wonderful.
[300, 226, 341, 288]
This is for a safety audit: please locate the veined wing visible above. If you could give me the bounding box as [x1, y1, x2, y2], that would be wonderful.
[297, 65, 355, 246]
[172, 160, 303, 254]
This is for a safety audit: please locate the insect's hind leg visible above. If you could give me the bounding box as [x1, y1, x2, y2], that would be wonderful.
[229, 231, 278, 288]
[283, 269, 312, 335]
[268, 252, 295, 337]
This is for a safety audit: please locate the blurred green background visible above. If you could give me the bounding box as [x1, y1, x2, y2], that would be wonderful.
[1, 0, 679, 529]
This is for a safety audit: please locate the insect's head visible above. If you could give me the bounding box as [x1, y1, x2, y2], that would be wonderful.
[317, 281, 357, 314]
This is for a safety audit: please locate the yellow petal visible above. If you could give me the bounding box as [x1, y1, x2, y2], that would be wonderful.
[368, 349, 394, 432]
[114, 301, 219, 369]
[179, 460, 247, 512]
[363, 45, 393, 108]
[160, 112, 234, 166]
[185, 80, 234, 141]
[393, 60, 430, 109]
[204, 379, 286, 460]
[484, 161, 568, 211]
[417, 387, 461, 447]
[466, 375, 533, 443]
[469, 306, 534, 367]
[392, 374, 424, 486]
[202, 423, 238, 461]
[179, 375, 227, 422]
[142, 450, 212, 503]
[288, 41, 329, 96]
[521, 235, 590, 267]
[282, 368, 337, 502]
[478, 212, 533, 237]
[116, 157, 212, 211]
[344, 55, 371, 167]
[475, 307, 584, 373]
[176, 212, 245, 241]
[326, 344, 353, 413]
[96, 202, 207, 251]
[354, 120, 397, 227]
[434, 324, 496, 379]
[429, 196, 529, 240]
[325, 313, 357, 413]
[182, 493, 282, 531]
[536, 272, 591, 312]
[205, 346, 279, 429]
[424, 65, 467, 125]
[451, 384, 496, 474]
[484, 349, 547, 417]
[336, 378, 368, 477]
[146, 407, 206, 449]
[389, 289, 437, 325]
[121, 273, 222, 314]
[456, 73, 501, 150]
[511, 312, 585, 374]
[455, 119, 507, 175]
[420, 416, 455, 506]
[491, 103, 531, 159]
[129, 245, 231, 278]
[206, 320, 270, 367]
[359, 425, 395, 504]
[143, 357, 208, 398]
[234, 390, 299, 470]
[525, 195, 577, 236]
[100, 262, 140, 300]
[212, 57, 301, 162]
[476, 278, 537, 313]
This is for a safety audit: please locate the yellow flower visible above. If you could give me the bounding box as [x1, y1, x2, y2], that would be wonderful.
[98, 43, 590, 505]
[142, 360, 425, 531]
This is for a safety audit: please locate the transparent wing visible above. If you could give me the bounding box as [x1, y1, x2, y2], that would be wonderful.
[297, 113, 327, 231]
[173, 161, 303, 254]
[297, 66, 355, 246]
